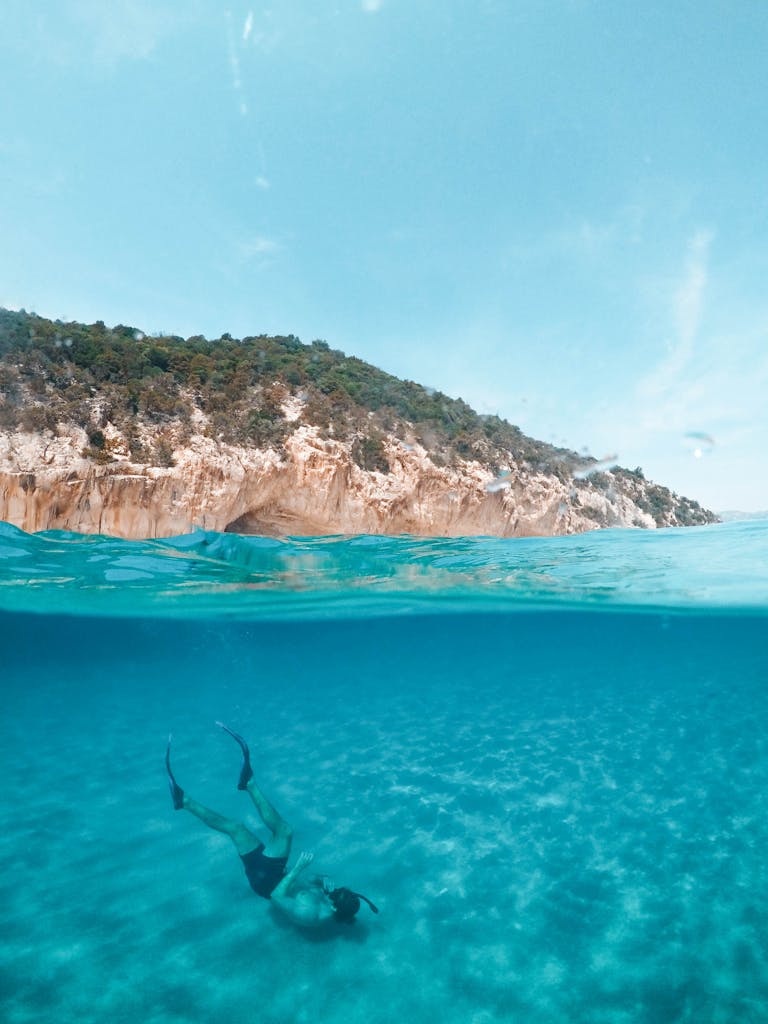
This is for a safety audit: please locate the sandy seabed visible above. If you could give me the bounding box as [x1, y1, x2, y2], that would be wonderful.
[1, 611, 767, 1024]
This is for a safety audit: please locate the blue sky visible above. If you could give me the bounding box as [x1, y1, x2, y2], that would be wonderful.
[2, 1, 767, 510]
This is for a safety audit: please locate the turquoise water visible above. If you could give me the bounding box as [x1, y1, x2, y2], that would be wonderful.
[2, 520, 767, 1023]
[1, 519, 767, 620]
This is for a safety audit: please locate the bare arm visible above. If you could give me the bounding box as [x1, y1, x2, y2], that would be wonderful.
[271, 852, 335, 927]
[272, 851, 313, 901]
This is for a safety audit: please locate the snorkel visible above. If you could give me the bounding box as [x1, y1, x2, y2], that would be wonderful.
[314, 875, 379, 921]
[346, 890, 379, 915]
[322, 881, 379, 922]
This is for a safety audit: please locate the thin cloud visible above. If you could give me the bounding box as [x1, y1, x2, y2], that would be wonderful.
[71, 0, 179, 66]
[639, 229, 714, 401]
[673, 229, 712, 360]
[243, 11, 254, 42]
[503, 204, 647, 268]
[238, 237, 282, 261]
[557, 205, 645, 256]
[361, 0, 384, 12]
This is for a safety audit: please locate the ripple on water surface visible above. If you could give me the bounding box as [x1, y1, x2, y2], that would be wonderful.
[0, 518, 767, 620]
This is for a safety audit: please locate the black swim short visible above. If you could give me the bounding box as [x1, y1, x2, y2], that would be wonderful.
[240, 843, 288, 899]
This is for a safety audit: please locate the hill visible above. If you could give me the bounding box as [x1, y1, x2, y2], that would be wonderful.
[0, 307, 717, 538]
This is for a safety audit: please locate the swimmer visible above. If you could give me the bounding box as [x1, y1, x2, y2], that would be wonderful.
[165, 724, 378, 927]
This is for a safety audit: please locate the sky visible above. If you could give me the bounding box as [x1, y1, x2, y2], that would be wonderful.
[1, 1, 767, 511]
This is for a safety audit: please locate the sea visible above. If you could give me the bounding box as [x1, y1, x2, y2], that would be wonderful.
[1, 518, 767, 1024]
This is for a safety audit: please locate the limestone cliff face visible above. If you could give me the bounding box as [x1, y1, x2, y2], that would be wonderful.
[0, 421, 694, 539]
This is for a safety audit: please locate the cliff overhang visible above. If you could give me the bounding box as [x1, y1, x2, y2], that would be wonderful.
[0, 422, 709, 539]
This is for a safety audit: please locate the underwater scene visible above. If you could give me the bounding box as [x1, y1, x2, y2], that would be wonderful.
[2, 519, 767, 1024]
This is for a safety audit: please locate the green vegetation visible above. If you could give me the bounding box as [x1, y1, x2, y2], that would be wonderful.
[0, 307, 574, 472]
[0, 307, 717, 527]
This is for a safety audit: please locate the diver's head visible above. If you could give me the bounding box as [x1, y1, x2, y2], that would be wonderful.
[327, 887, 361, 923]
[327, 886, 379, 923]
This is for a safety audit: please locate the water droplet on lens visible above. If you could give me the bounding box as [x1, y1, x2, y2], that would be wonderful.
[572, 454, 618, 480]
[485, 474, 511, 493]
[682, 431, 714, 458]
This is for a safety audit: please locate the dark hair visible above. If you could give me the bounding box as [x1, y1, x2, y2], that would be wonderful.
[328, 887, 361, 923]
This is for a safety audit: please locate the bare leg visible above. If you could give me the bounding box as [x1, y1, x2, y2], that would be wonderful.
[245, 777, 293, 858]
[216, 724, 293, 858]
[182, 795, 261, 857]
[166, 738, 260, 857]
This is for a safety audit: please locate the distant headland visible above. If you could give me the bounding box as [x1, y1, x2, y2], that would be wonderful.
[0, 307, 717, 539]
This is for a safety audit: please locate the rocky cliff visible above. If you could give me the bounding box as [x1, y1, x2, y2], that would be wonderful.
[0, 307, 717, 539]
[0, 416, 713, 539]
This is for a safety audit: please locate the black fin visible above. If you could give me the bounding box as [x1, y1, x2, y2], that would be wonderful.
[165, 736, 185, 810]
[216, 721, 253, 790]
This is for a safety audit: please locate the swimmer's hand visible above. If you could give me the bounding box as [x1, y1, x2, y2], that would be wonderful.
[295, 851, 314, 872]
[310, 873, 334, 892]
[272, 851, 316, 903]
